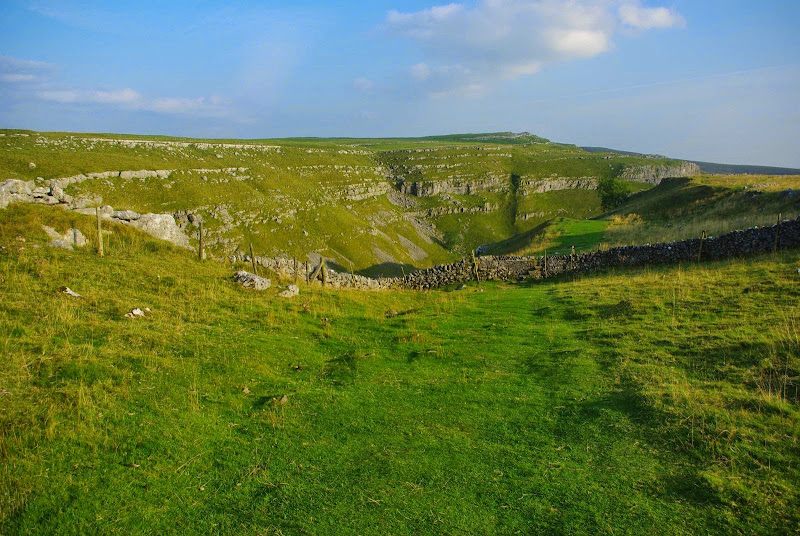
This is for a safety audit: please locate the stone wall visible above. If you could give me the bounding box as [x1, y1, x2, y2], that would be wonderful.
[387, 217, 800, 289]
[239, 217, 799, 291]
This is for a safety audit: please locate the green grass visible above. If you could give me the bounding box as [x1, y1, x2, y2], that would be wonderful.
[484, 217, 609, 256]
[600, 175, 800, 247]
[1, 203, 798, 534]
[1, 129, 692, 272]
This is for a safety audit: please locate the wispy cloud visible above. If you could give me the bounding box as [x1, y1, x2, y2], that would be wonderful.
[35, 87, 232, 117]
[0, 55, 58, 84]
[381, 0, 686, 96]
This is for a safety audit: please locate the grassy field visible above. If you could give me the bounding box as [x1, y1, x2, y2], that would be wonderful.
[1, 203, 798, 534]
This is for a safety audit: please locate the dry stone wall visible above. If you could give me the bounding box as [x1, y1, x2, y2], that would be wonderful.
[238, 218, 800, 291]
[387, 217, 800, 289]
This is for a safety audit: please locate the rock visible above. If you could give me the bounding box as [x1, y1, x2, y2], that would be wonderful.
[31, 186, 50, 198]
[233, 270, 271, 290]
[112, 210, 141, 221]
[131, 213, 190, 248]
[124, 308, 146, 319]
[58, 286, 81, 298]
[47, 239, 73, 250]
[1, 179, 33, 195]
[43, 226, 87, 247]
[49, 185, 65, 201]
[35, 195, 59, 205]
[69, 229, 88, 247]
[385, 309, 399, 318]
[28, 162, 36, 168]
[278, 284, 300, 298]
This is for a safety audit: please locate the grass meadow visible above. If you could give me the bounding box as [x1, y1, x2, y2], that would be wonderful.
[1, 204, 798, 534]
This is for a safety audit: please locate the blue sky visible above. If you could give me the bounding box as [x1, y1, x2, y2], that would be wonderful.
[1, 0, 799, 166]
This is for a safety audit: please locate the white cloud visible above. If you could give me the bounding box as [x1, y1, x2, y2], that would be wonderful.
[619, 3, 685, 30]
[35, 87, 231, 117]
[383, 0, 685, 96]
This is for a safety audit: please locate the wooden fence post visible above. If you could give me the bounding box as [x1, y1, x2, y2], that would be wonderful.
[249, 243, 257, 275]
[198, 222, 204, 261]
[774, 213, 782, 253]
[96, 207, 104, 257]
[321, 262, 327, 287]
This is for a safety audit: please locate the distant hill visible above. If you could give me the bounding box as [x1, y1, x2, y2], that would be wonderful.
[581, 146, 800, 175]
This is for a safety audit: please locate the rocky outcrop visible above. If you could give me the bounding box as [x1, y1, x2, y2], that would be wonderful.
[518, 177, 598, 194]
[131, 214, 191, 248]
[397, 174, 508, 197]
[1, 180, 191, 249]
[620, 162, 701, 184]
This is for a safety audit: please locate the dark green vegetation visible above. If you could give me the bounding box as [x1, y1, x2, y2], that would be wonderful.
[597, 177, 633, 210]
[1, 203, 798, 534]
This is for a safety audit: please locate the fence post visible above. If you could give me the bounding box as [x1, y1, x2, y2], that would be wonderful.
[249, 243, 257, 275]
[697, 230, 706, 262]
[95, 207, 104, 257]
[774, 213, 782, 253]
[198, 222, 204, 261]
[321, 261, 327, 287]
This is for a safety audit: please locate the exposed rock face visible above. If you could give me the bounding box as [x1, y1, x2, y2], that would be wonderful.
[620, 162, 701, 184]
[397, 174, 508, 197]
[132, 214, 191, 248]
[344, 181, 393, 201]
[234, 271, 271, 290]
[518, 177, 598, 194]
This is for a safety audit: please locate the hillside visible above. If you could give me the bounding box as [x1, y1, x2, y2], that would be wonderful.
[581, 146, 800, 176]
[0, 130, 696, 276]
[0, 203, 798, 534]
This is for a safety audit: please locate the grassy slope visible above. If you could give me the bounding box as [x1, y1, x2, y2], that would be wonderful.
[484, 218, 609, 256]
[601, 175, 800, 247]
[0, 130, 682, 273]
[1, 204, 798, 535]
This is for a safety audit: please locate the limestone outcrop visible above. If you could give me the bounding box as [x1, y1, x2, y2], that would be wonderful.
[620, 162, 701, 184]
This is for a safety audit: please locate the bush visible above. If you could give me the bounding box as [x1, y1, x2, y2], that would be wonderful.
[598, 178, 633, 210]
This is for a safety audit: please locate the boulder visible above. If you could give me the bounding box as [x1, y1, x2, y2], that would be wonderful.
[233, 271, 271, 290]
[112, 210, 141, 221]
[278, 284, 300, 298]
[132, 213, 190, 248]
[43, 225, 88, 247]
[2, 179, 33, 196]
